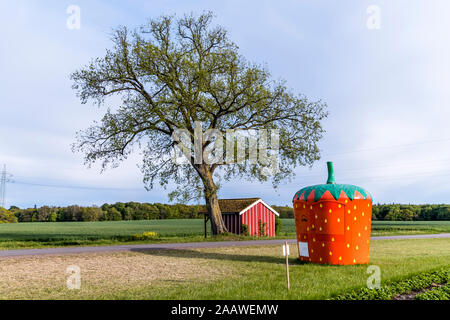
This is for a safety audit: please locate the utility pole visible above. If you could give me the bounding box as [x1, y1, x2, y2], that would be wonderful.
[0, 165, 13, 209]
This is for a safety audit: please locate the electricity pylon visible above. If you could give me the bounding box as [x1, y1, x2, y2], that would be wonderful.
[0, 165, 13, 209]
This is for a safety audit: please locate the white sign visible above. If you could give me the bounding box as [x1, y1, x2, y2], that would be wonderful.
[282, 244, 290, 256]
[298, 241, 309, 257]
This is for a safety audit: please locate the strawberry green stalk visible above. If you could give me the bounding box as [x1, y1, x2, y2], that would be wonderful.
[327, 161, 336, 184]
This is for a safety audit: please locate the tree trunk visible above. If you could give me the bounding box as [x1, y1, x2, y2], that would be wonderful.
[200, 165, 227, 235]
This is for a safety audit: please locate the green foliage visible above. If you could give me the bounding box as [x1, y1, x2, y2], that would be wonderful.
[10, 202, 450, 224]
[132, 231, 159, 240]
[9, 202, 450, 224]
[48, 212, 58, 222]
[275, 216, 282, 235]
[14, 208, 35, 222]
[261, 204, 450, 221]
[69, 11, 327, 235]
[0, 207, 18, 224]
[385, 208, 415, 221]
[373, 204, 450, 221]
[241, 224, 249, 236]
[12, 202, 205, 223]
[80, 207, 103, 222]
[333, 267, 449, 300]
[415, 283, 450, 300]
[70, 12, 327, 202]
[258, 219, 267, 237]
[34, 206, 59, 222]
[272, 206, 293, 218]
[101, 207, 122, 221]
[59, 205, 83, 221]
[271, 203, 450, 221]
[275, 203, 450, 221]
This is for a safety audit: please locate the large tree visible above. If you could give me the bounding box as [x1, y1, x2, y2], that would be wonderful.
[71, 12, 328, 235]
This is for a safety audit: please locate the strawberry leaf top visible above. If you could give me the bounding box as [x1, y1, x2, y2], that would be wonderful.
[293, 183, 372, 202]
[292, 162, 372, 203]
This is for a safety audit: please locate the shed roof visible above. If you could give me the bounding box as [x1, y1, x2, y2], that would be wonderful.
[199, 198, 261, 214]
[199, 198, 279, 216]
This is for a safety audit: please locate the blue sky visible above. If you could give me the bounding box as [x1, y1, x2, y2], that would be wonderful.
[1, 0, 450, 208]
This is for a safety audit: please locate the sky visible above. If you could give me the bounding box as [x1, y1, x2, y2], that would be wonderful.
[1, 0, 450, 208]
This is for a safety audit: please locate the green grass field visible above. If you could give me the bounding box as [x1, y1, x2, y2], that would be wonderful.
[0, 219, 449, 250]
[1, 238, 448, 299]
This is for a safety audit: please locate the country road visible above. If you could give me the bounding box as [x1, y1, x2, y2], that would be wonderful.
[0, 233, 449, 258]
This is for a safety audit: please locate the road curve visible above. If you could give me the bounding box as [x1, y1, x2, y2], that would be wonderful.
[0, 233, 449, 259]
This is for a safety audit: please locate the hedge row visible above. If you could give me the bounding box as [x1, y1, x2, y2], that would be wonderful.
[415, 283, 450, 300]
[332, 267, 449, 300]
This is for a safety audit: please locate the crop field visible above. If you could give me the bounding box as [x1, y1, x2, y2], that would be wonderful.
[0, 219, 205, 241]
[0, 219, 449, 250]
[0, 219, 208, 249]
[280, 220, 450, 236]
[368, 221, 450, 236]
[0, 238, 448, 299]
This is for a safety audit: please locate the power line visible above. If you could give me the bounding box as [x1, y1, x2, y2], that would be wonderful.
[12, 180, 144, 192]
[9, 157, 450, 192]
[293, 157, 450, 181]
[5, 136, 450, 194]
[323, 137, 450, 157]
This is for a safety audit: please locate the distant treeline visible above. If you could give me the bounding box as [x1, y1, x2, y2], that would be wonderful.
[3, 203, 450, 223]
[274, 204, 450, 221]
[273, 204, 450, 221]
[372, 204, 450, 221]
[8, 202, 204, 223]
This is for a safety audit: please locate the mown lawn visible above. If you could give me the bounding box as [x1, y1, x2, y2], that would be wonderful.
[0, 238, 448, 299]
[0, 219, 449, 250]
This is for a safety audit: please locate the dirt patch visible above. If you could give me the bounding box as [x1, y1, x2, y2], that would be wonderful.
[0, 249, 234, 299]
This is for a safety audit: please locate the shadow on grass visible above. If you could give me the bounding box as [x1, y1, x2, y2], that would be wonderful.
[130, 248, 346, 268]
[130, 247, 301, 265]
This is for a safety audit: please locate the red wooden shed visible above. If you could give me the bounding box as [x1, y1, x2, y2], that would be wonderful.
[200, 198, 280, 237]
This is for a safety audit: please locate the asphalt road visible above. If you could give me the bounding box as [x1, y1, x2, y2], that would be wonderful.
[0, 233, 449, 258]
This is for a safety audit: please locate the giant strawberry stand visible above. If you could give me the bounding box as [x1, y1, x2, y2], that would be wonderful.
[293, 162, 373, 265]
